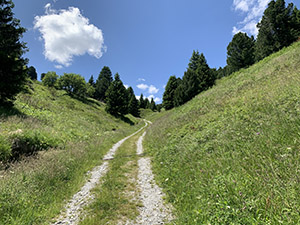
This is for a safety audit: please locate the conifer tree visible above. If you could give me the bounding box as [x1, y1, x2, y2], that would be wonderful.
[0, 0, 28, 104]
[139, 93, 146, 109]
[27, 66, 37, 80]
[163, 75, 180, 110]
[196, 53, 214, 92]
[150, 98, 156, 111]
[105, 73, 128, 116]
[88, 75, 95, 87]
[144, 98, 150, 109]
[290, 6, 300, 40]
[127, 87, 140, 117]
[255, 0, 295, 61]
[173, 81, 186, 107]
[95, 66, 113, 102]
[227, 32, 255, 73]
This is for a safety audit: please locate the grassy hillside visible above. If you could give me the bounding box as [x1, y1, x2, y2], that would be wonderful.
[144, 42, 300, 224]
[0, 82, 143, 224]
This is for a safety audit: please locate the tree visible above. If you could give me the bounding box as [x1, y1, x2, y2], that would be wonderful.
[255, 0, 295, 61]
[173, 81, 187, 107]
[127, 87, 140, 117]
[0, 0, 28, 104]
[150, 98, 156, 111]
[290, 6, 300, 40]
[144, 98, 150, 109]
[88, 75, 95, 87]
[163, 75, 180, 110]
[195, 53, 214, 92]
[95, 66, 113, 102]
[227, 32, 255, 73]
[105, 73, 128, 116]
[42, 71, 58, 87]
[139, 93, 146, 109]
[41, 73, 46, 80]
[27, 66, 37, 80]
[57, 73, 88, 98]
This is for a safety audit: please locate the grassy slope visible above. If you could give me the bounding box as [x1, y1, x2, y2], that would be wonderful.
[0, 82, 143, 225]
[144, 42, 300, 224]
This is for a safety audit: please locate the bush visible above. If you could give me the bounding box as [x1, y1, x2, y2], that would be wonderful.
[42, 71, 58, 87]
[57, 73, 88, 98]
[9, 130, 60, 159]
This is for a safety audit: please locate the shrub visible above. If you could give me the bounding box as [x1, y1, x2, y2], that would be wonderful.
[9, 130, 60, 159]
[42, 71, 58, 87]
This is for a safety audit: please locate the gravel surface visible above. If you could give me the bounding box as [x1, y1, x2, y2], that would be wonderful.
[52, 122, 148, 225]
[127, 131, 174, 225]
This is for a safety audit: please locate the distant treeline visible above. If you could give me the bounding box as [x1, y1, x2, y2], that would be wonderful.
[163, 0, 300, 110]
[40, 67, 160, 117]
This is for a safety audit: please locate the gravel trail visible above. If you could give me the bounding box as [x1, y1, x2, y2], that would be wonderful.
[52, 122, 148, 225]
[128, 131, 174, 225]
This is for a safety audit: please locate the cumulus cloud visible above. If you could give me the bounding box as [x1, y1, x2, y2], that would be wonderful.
[232, 0, 271, 36]
[137, 83, 149, 90]
[148, 85, 159, 94]
[34, 3, 106, 67]
[124, 84, 129, 89]
[137, 83, 159, 94]
[147, 95, 161, 103]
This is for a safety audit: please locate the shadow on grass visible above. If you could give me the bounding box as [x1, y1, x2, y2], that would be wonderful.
[0, 104, 26, 118]
[119, 115, 135, 126]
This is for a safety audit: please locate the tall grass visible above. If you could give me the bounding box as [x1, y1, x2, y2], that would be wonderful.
[144, 42, 300, 224]
[0, 83, 143, 224]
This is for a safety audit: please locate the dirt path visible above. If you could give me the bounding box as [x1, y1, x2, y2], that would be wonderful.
[52, 122, 148, 225]
[126, 131, 174, 225]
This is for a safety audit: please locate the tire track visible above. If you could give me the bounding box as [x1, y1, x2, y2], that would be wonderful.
[52, 122, 148, 225]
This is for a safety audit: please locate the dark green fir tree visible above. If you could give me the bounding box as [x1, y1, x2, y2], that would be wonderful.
[0, 0, 28, 104]
[227, 32, 255, 73]
[95, 66, 113, 102]
[105, 73, 128, 116]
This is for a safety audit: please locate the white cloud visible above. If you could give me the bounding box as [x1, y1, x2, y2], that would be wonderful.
[148, 85, 159, 94]
[137, 83, 149, 90]
[147, 95, 161, 103]
[54, 64, 63, 69]
[137, 78, 146, 82]
[232, 0, 271, 36]
[137, 83, 159, 94]
[34, 4, 106, 67]
[124, 84, 129, 89]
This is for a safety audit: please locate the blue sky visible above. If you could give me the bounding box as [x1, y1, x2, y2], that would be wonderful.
[12, 0, 298, 103]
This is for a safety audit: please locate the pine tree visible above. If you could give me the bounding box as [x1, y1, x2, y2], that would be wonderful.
[0, 0, 28, 104]
[95, 66, 113, 102]
[255, 0, 295, 61]
[127, 87, 140, 117]
[27, 66, 37, 80]
[150, 98, 156, 111]
[162, 75, 180, 110]
[173, 82, 186, 107]
[88, 75, 95, 87]
[144, 98, 150, 109]
[105, 73, 128, 116]
[196, 53, 214, 92]
[290, 6, 300, 40]
[227, 32, 255, 73]
[139, 93, 146, 109]
[182, 69, 199, 101]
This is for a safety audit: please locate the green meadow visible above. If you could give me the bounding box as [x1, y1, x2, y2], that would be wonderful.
[144, 42, 300, 224]
[0, 83, 143, 224]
